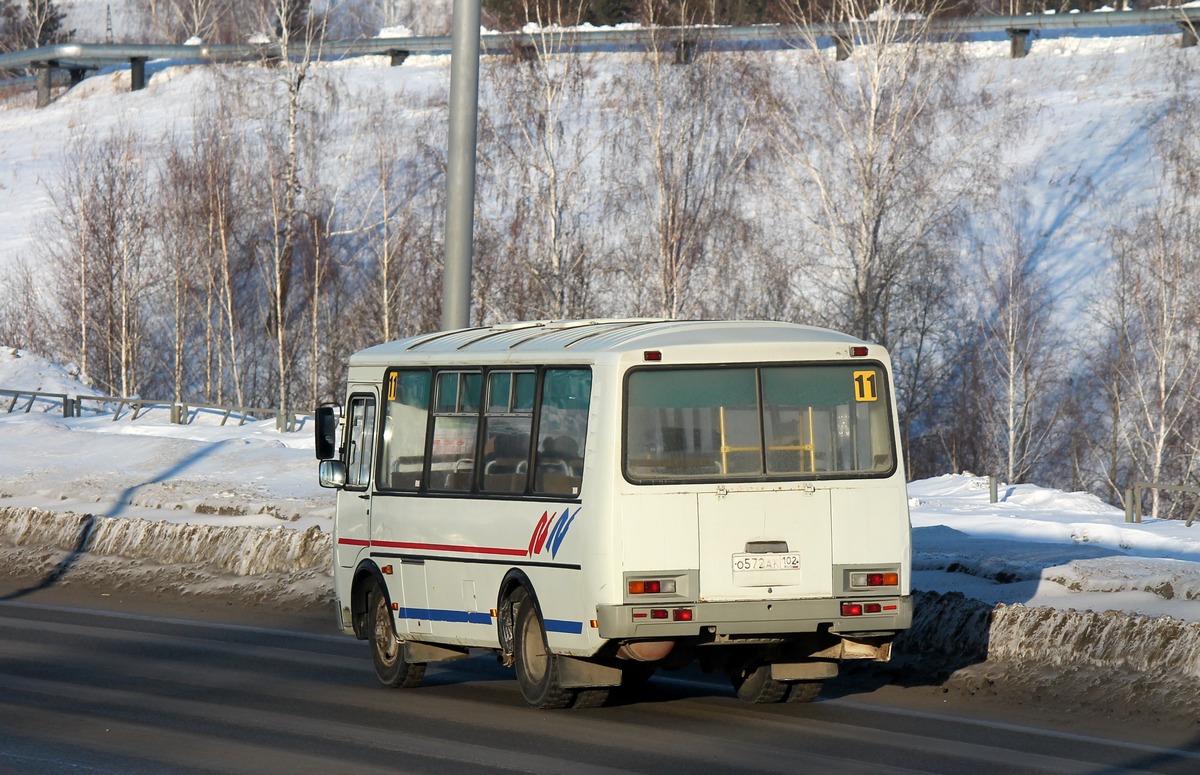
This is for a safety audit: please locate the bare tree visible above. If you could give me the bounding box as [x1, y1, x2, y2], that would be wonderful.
[45, 128, 155, 397]
[477, 0, 607, 321]
[764, 0, 1013, 475]
[768, 0, 984, 345]
[968, 196, 1064, 483]
[1091, 74, 1200, 518]
[606, 0, 763, 319]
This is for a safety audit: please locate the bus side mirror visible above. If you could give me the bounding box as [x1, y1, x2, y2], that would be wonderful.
[319, 459, 347, 489]
[315, 405, 338, 460]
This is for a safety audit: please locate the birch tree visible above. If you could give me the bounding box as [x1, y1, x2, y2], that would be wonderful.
[477, 0, 606, 321]
[607, 0, 763, 319]
[1095, 77, 1200, 518]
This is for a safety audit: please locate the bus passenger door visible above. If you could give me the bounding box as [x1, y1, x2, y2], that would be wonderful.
[335, 391, 376, 569]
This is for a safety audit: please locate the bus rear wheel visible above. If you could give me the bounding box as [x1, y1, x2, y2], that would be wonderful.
[731, 663, 791, 704]
[368, 583, 426, 688]
[513, 593, 574, 709]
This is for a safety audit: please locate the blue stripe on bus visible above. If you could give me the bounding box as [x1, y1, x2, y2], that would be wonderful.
[395, 608, 583, 634]
[396, 607, 493, 625]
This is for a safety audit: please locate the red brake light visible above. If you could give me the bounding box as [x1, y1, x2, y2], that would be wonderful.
[672, 608, 693, 622]
[644, 350, 662, 361]
[850, 346, 869, 357]
[841, 603, 864, 616]
[628, 578, 676, 595]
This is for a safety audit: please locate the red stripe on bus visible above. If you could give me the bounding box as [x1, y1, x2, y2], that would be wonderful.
[337, 538, 370, 547]
[370, 539, 528, 557]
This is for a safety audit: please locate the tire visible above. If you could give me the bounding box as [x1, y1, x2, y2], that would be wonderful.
[368, 583, 426, 688]
[785, 680, 822, 703]
[571, 688, 610, 709]
[512, 592, 575, 709]
[731, 663, 790, 704]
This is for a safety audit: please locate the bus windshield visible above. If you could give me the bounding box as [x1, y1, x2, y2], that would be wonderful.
[624, 364, 895, 482]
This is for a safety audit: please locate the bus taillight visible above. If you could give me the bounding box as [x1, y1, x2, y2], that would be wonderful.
[849, 572, 899, 588]
[629, 579, 677, 595]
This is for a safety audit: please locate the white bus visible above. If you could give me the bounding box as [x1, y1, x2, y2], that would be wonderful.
[316, 319, 911, 708]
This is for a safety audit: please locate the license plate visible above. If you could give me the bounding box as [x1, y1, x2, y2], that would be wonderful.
[732, 553, 801, 572]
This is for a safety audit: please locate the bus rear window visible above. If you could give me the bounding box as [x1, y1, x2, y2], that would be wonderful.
[624, 364, 895, 482]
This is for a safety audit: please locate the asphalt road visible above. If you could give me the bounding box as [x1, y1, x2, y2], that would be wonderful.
[1, 589, 1199, 774]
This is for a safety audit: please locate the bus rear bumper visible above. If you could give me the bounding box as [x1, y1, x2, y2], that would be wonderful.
[595, 595, 912, 641]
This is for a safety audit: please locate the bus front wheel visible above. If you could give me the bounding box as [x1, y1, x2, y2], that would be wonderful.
[368, 583, 426, 688]
[513, 593, 574, 709]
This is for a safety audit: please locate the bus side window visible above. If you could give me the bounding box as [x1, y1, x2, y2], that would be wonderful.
[345, 395, 376, 489]
[379, 369, 430, 490]
[534, 368, 591, 496]
[429, 371, 481, 492]
[481, 370, 534, 495]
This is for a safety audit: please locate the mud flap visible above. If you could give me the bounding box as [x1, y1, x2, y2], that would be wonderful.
[557, 656, 623, 689]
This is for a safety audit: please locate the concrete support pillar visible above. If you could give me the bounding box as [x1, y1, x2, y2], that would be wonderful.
[1180, 23, 1198, 48]
[834, 35, 853, 62]
[1008, 29, 1030, 59]
[36, 64, 52, 108]
[674, 38, 696, 65]
[130, 57, 147, 91]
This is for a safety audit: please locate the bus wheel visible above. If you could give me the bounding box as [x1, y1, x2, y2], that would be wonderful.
[513, 593, 574, 709]
[731, 664, 790, 704]
[786, 680, 822, 703]
[368, 583, 426, 688]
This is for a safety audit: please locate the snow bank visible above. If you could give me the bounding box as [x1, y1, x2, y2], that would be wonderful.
[0, 506, 330, 576]
[987, 602, 1200, 678]
[899, 590, 1200, 683]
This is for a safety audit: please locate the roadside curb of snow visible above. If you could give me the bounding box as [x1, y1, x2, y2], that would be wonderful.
[898, 591, 1200, 696]
[0, 505, 330, 578]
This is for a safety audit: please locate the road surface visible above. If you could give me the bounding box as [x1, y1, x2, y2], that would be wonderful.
[1, 585, 1198, 774]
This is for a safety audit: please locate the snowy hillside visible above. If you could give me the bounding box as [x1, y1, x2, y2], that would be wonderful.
[0, 25, 1192, 306]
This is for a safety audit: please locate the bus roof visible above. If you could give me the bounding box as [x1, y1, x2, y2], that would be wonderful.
[350, 320, 871, 365]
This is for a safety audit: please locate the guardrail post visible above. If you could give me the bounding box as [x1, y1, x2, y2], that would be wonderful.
[1181, 23, 1198, 48]
[130, 57, 147, 91]
[674, 38, 696, 65]
[1008, 29, 1030, 59]
[35, 63, 52, 108]
[834, 34, 853, 61]
[1125, 487, 1134, 523]
[62, 396, 73, 418]
[387, 49, 409, 66]
[989, 476, 998, 504]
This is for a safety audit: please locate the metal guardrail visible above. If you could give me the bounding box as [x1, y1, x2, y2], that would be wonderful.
[1, 9, 1198, 107]
[1125, 482, 1200, 527]
[1, 387, 309, 432]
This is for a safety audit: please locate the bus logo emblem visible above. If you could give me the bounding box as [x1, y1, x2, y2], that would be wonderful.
[528, 508, 579, 559]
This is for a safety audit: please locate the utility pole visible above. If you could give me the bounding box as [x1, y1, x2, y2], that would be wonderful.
[442, 0, 482, 331]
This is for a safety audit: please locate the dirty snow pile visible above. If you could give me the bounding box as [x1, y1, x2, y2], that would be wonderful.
[3, 346, 1200, 700]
